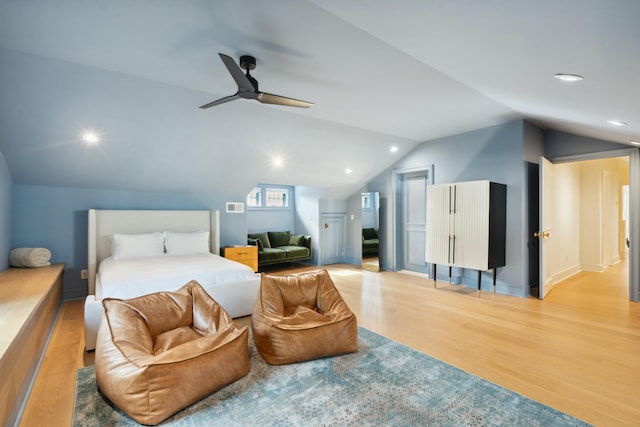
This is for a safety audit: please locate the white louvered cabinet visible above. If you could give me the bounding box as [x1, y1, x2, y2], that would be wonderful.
[425, 180, 507, 290]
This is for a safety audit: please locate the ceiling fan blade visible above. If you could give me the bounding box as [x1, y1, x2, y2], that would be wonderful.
[218, 53, 255, 92]
[258, 92, 314, 108]
[199, 93, 240, 109]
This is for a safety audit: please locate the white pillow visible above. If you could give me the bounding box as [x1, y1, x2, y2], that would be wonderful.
[164, 231, 210, 256]
[111, 232, 165, 260]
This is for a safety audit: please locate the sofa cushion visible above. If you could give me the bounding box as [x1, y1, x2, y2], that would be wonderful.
[279, 246, 310, 259]
[362, 228, 378, 240]
[288, 234, 305, 246]
[259, 248, 286, 263]
[268, 231, 291, 248]
[249, 232, 271, 249]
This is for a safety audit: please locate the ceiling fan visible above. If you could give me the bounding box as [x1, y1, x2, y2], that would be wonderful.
[200, 53, 314, 109]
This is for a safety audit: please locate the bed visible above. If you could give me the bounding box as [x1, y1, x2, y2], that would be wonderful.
[83, 209, 260, 351]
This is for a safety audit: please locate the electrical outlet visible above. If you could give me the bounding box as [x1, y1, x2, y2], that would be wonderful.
[81, 269, 88, 279]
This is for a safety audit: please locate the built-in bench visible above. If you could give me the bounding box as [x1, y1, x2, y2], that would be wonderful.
[0, 264, 64, 426]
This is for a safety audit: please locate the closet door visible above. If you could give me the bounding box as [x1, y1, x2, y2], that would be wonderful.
[454, 181, 490, 270]
[425, 184, 451, 265]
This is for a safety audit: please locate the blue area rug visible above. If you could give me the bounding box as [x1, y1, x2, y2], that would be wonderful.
[73, 327, 590, 426]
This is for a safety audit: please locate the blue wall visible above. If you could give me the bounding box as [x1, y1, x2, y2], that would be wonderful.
[11, 185, 249, 299]
[0, 151, 12, 271]
[247, 186, 295, 233]
[361, 120, 536, 296]
[295, 186, 327, 266]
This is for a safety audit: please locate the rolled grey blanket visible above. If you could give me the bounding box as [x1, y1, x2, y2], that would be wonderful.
[9, 247, 52, 268]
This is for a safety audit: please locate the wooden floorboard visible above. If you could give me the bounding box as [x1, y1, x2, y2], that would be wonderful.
[20, 259, 640, 426]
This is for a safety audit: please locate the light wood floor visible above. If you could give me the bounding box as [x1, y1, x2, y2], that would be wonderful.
[21, 260, 640, 426]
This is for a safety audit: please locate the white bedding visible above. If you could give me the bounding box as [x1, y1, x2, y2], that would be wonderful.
[97, 253, 256, 300]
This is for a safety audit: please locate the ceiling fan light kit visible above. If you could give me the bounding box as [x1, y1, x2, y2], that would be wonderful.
[200, 53, 314, 109]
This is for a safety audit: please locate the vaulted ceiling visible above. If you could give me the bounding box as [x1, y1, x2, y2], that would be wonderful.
[1, 0, 637, 198]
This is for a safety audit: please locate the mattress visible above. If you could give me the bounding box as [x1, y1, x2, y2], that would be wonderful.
[96, 253, 256, 300]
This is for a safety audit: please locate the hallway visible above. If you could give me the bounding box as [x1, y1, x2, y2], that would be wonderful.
[547, 256, 630, 312]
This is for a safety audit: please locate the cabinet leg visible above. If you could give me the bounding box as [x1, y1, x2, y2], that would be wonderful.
[493, 268, 497, 293]
[477, 270, 482, 294]
[433, 264, 437, 288]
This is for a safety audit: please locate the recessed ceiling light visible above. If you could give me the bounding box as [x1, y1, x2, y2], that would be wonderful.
[82, 131, 99, 143]
[554, 73, 584, 82]
[345, 168, 353, 175]
[390, 145, 399, 153]
[272, 156, 284, 167]
[607, 119, 628, 126]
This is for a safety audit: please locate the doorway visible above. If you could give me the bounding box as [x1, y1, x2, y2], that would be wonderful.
[532, 155, 632, 299]
[361, 192, 381, 272]
[393, 166, 433, 275]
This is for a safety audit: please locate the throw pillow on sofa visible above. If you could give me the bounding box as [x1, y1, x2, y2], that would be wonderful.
[289, 234, 305, 246]
[268, 231, 291, 248]
[248, 232, 271, 249]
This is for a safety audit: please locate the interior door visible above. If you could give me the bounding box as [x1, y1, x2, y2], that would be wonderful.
[539, 157, 554, 298]
[402, 173, 428, 274]
[321, 213, 346, 265]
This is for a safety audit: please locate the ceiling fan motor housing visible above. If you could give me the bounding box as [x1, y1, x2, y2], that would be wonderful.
[239, 55, 256, 71]
[239, 55, 258, 90]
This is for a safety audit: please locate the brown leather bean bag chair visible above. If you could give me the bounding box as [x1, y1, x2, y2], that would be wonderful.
[95, 280, 250, 425]
[252, 269, 358, 365]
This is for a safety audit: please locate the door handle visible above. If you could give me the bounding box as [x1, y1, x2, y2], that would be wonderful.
[534, 231, 550, 239]
[324, 223, 328, 229]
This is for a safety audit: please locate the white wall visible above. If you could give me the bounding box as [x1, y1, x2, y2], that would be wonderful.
[579, 161, 602, 270]
[295, 186, 329, 266]
[549, 162, 581, 281]
[579, 158, 626, 272]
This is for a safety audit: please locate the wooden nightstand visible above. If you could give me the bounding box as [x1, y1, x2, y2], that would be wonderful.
[223, 245, 258, 272]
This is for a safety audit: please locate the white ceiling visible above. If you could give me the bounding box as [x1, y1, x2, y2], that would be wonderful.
[0, 0, 637, 198]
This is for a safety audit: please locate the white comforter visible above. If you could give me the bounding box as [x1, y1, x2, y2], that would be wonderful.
[97, 253, 256, 300]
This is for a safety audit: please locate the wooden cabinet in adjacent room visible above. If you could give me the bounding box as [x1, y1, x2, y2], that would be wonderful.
[425, 180, 507, 288]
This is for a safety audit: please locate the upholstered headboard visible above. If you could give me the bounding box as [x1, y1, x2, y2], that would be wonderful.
[87, 209, 220, 295]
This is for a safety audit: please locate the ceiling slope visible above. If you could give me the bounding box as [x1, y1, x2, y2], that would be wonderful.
[0, 0, 636, 196]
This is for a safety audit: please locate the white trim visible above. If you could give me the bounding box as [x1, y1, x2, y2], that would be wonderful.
[551, 265, 582, 283]
[581, 264, 606, 273]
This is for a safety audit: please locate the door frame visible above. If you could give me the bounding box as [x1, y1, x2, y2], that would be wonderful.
[547, 148, 639, 302]
[391, 165, 434, 273]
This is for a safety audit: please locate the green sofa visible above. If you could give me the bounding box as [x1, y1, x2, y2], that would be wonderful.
[362, 228, 379, 255]
[248, 231, 312, 268]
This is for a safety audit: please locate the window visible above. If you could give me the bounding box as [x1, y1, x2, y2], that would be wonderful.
[266, 188, 289, 207]
[247, 187, 262, 207]
[362, 193, 371, 210]
[247, 185, 292, 210]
